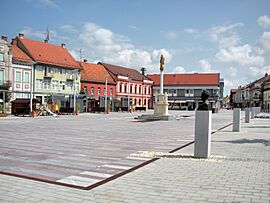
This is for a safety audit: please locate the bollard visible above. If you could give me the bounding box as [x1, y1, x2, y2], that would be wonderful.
[233, 108, 241, 132]
[245, 108, 250, 123]
[251, 107, 255, 119]
[194, 110, 212, 158]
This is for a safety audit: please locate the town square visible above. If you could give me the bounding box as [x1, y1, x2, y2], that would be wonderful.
[0, 0, 270, 202]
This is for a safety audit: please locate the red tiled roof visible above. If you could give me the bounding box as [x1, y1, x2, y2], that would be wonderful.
[147, 73, 220, 86]
[11, 44, 33, 63]
[17, 37, 81, 69]
[99, 62, 148, 82]
[79, 62, 116, 84]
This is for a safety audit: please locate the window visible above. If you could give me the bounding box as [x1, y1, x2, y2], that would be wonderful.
[124, 85, 127, 93]
[24, 72, 30, 83]
[185, 89, 194, 97]
[44, 79, 51, 90]
[16, 71, 21, 82]
[135, 86, 137, 94]
[119, 84, 122, 92]
[0, 53, 4, 61]
[52, 80, 58, 91]
[16, 93, 21, 99]
[130, 85, 132, 93]
[139, 99, 141, 105]
[84, 86, 87, 94]
[110, 88, 113, 95]
[60, 81, 65, 91]
[98, 87, 101, 95]
[66, 81, 73, 91]
[0, 70, 3, 84]
[104, 87, 106, 95]
[76, 82, 79, 92]
[36, 79, 42, 90]
[36, 65, 43, 72]
[91, 87, 94, 95]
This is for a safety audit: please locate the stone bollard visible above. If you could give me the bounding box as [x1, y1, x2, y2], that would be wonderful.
[251, 107, 255, 119]
[194, 110, 212, 158]
[245, 108, 250, 123]
[233, 108, 241, 132]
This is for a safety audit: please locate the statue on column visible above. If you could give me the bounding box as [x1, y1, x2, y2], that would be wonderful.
[160, 55, 165, 71]
[197, 90, 210, 111]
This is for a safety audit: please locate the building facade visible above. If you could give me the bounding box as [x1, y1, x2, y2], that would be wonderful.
[262, 76, 270, 112]
[233, 73, 270, 108]
[10, 41, 34, 100]
[79, 61, 116, 112]
[99, 63, 153, 110]
[0, 36, 12, 86]
[15, 34, 81, 107]
[147, 73, 222, 110]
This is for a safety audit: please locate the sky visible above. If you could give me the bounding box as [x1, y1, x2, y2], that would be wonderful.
[1, 0, 270, 96]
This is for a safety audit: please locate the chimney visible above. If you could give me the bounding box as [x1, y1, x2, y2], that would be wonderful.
[44, 39, 48, 44]
[265, 73, 268, 77]
[1, 36, 8, 41]
[83, 59, 87, 62]
[19, 33, 24, 38]
[61, 43, 66, 48]
[11, 38, 17, 45]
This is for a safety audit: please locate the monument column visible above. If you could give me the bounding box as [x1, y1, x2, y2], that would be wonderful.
[153, 55, 169, 116]
[160, 69, 164, 95]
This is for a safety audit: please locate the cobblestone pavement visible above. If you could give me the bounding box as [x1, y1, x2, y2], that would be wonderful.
[0, 110, 234, 188]
[0, 114, 269, 202]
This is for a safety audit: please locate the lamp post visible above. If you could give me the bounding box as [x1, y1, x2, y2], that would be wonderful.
[73, 71, 78, 114]
[105, 76, 108, 113]
[128, 78, 131, 112]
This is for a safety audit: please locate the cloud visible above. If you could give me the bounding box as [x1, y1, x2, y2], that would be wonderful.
[164, 31, 178, 40]
[38, 0, 58, 7]
[216, 44, 264, 66]
[77, 22, 172, 72]
[257, 15, 270, 29]
[248, 66, 270, 77]
[209, 22, 243, 48]
[183, 28, 197, 34]
[128, 25, 138, 30]
[60, 25, 77, 33]
[199, 59, 212, 72]
[259, 31, 270, 51]
[171, 66, 186, 73]
[227, 67, 238, 77]
[19, 26, 58, 40]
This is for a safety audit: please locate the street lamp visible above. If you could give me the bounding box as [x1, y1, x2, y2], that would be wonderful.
[105, 76, 108, 113]
[128, 78, 131, 112]
[72, 70, 78, 114]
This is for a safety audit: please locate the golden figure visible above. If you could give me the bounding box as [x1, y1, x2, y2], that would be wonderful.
[160, 54, 165, 71]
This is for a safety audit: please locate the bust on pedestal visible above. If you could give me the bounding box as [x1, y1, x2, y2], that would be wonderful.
[154, 55, 169, 116]
[194, 90, 212, 158]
